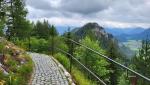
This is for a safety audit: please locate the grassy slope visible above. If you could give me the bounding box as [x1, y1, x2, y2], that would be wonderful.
[0, 37, 33, 85]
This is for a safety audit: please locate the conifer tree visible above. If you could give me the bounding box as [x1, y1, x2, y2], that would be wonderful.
[108, 41, 118, 85]
[6, 0, 29, 40]
[0, 0, 6, 36]
[132, 38, 150, 85]
[32, 20, 56, 39]
[49, 25, 58, 37]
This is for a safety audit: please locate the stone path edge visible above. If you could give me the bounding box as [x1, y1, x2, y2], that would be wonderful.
[51, 56, 75, 85]
[28, 53, 36, 85]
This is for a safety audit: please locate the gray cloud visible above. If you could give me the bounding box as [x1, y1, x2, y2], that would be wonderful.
[60, 0, 110, 14]
[26, 0, 111, 14]
[26, 0, 53, 10]
[26, 0, 150, 28]
[95, 0, 150, 23]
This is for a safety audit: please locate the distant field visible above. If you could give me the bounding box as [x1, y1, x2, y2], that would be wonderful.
[122, 40, 142, 53]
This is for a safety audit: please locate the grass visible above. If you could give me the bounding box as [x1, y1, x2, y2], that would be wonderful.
[0, 38, 33, 85]
[54, 53, 96, 85]
[1, 54, 33, 85]
[71, 66, 96, 85]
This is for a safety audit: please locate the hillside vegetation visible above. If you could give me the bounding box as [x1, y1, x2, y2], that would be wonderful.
[0, 37, 33, 85]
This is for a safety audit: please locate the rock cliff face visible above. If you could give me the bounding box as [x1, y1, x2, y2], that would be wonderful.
[73, 22, 117, 49]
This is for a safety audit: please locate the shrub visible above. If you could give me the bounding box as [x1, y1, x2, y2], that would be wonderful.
[117, 73, 130, 85]
[0, 38, 33, 85]
[0, 42, 4, 53]
[54, 53, 70, 70]
[0, 70, 5, 79]
[72, 67, 96, 85]
[54, 53, 96, 85]
[18, 61, 33, 77]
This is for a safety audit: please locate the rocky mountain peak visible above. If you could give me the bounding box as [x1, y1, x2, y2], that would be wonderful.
[73, 22, 115, 42]
[82, 22, 104, 30]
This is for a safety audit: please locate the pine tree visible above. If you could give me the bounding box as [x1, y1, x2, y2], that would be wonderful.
[49, 25, 58, 37]
[6, 0, 28, 40]
[0, 0, 6, 36]
[0, 0, 5, 19]
[33, 21, 44, 38]
[132, 38, 150, 85]
[108, 41, 118, 85]
[33, 20, 55, 39]
[49, 25, 58, 55]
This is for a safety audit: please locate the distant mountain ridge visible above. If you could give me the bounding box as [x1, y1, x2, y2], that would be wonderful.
[105, 27, 145, 36]
[106, 27, 150, 42]
[139, 28, 150, 39]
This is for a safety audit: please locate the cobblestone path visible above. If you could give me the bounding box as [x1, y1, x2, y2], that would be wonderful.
[29, 53, 69, 85]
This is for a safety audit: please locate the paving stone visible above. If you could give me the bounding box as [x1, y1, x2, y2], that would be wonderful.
[29, 53, 69, 85]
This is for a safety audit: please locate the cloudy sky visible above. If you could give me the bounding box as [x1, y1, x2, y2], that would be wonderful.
[26, 0, 150, 28]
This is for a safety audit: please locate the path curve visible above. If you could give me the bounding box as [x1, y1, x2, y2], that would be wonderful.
[29, 53, 69, 85]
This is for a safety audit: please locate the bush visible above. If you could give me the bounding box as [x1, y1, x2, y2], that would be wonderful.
[118, 73, 130, 85]
[1, 53, 33, 85]
[54, 53, 70, 70]
[15, 39, 29, 50]
[0, 42, 4, 53]
[72, 67, 96, 85]
[27, 37, 48, 53]
[15, 37, 49, 53]
[0, 38, 33, 85]
[18, 60, 33, 77]
[54, 53, 96, 85]
[75, 37, 110, 79]
[0, 71, 5, 79]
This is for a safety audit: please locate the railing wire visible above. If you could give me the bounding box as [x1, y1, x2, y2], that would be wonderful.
[55, 47, 107, 85]
[61, 36, 150, 82]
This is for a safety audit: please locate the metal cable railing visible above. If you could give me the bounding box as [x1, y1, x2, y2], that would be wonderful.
[55, 47, 107, 85]
[61, 36, 150, 83]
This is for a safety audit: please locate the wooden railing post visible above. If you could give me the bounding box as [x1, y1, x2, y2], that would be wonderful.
[51, 35, 54, 56]
[28, 35, 31, 51]
[66, 28, 74, 72]
[129, 76, 137, 85]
